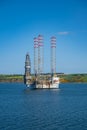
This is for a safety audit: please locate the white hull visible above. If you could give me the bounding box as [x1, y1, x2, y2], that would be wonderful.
[26, 82, 59, 89]
[26, 77, 60, 89]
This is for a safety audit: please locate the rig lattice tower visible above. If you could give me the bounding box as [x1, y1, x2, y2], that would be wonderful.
[38, 35, 44, 75]
[25, 53, 31, 75]
[34, 37, 38, 75]
[24, 53, 31, 84]
[51, 36, 56, 75]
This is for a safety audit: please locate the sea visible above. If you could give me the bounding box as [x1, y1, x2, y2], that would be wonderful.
[0, 83, 87, 130]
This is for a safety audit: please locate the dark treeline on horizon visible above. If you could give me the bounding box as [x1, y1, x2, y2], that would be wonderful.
[0, 73, 87, 83]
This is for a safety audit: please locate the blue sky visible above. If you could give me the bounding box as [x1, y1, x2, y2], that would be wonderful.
[0, 0, 87, 74]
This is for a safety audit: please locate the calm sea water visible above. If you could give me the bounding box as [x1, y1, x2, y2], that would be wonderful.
[0, 83, 87, 130]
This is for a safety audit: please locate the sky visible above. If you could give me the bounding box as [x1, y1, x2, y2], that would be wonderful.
[0, 0, 87, 74]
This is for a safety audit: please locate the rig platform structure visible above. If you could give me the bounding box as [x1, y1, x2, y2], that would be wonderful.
[24, 35, 60, 89]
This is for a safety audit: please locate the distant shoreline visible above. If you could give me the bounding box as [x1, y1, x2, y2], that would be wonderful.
[0, 74, 87, 83]
[0, 80, 23, 83]
[0, 74, 23, 83]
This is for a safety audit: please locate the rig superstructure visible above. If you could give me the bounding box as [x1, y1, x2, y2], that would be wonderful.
[24, 35, 59, 89]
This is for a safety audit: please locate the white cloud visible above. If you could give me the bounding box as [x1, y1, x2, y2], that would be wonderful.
[58, 31, 70, 35]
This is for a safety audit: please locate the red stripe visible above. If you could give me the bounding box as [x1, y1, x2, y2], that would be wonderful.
[38, 44, 43, 46]
[34, 45, 38, 48]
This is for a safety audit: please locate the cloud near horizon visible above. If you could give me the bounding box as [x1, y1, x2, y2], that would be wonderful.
[58, 31, 70, 35]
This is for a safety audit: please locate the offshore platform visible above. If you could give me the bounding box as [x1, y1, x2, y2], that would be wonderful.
[24, 35, 59, 89]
